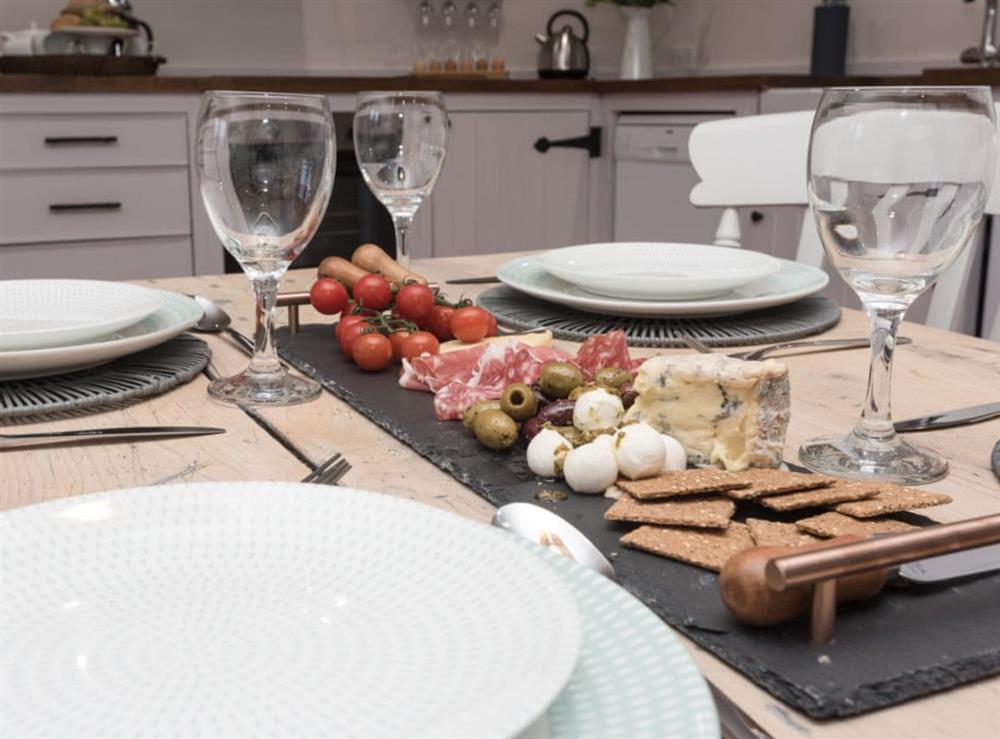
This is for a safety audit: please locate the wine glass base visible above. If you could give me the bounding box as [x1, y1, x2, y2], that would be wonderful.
[798, 432, 949, 485]
[208, 370, 320, 407]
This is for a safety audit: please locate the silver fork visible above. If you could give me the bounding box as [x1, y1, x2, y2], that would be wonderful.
[301, 453, 351, 485]
[680, 335, 912, 361]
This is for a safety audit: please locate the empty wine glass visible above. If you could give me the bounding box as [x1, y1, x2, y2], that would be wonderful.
[800, 86, 997, 483]
[353, 91, 448, 271]
[197, 91, 335, 406]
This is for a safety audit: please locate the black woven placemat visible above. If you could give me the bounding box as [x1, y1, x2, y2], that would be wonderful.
[476, 286, 841, 347]
[0, 334, 210, 421]
[279, 323, 1000, 719]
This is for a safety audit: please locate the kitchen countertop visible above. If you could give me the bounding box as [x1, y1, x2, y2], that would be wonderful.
[1, 68, 998, 94]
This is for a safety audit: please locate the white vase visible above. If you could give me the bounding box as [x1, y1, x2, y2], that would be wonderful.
[619, 6, 653, 80]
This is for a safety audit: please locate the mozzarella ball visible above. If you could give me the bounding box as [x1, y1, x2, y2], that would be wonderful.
[660, 434, 687, 472]
[526, 428, 572, 479]
[563, 438, 619, 494]
[614, 423, 666, 480]
[572, 388, 625, 432]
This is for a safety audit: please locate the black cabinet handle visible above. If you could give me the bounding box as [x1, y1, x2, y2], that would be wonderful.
[49, 202, 122, 212]
[750, 210, 765, 223]
[534, 127, 602, 158]
[44, 136, 119, 145]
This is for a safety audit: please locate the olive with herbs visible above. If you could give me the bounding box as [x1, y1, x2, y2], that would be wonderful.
[539, 362, 584, 399]
[500, 382, 538, 421]
[462, 399, 502, 429]
[594, 367, 631, 390]
[473, 409, 519, 450]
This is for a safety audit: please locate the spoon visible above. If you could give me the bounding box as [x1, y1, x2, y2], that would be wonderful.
[190, 295, 255, 356]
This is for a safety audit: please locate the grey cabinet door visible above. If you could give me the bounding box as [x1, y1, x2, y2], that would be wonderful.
[430, 110, 591, 257]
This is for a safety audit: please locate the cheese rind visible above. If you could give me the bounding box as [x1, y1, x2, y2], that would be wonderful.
[623, 354, 790, 470]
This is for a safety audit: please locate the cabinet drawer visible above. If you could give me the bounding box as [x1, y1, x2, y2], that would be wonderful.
[0, 236, 193, 280]
[0, 114, 188, 170]
[0, 168, 191, 245]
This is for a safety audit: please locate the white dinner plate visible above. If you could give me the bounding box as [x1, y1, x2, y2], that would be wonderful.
[541, 242, 780, 300]
[497, 255, 829, 317]
[0, 483, 582, 739]
[0, 290, 201, 380]
[0, 279, 164, 352]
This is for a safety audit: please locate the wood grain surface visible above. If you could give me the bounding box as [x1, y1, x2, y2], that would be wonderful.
[1, 251, 998, 738]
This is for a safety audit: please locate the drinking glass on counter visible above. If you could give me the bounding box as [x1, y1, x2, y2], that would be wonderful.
[196, 91, 335, 406]
[800, 86, 997, 483]
[353, 91, 448, 271]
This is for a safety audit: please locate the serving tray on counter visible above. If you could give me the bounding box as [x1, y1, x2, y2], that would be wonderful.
[278, 324, 1000, 719]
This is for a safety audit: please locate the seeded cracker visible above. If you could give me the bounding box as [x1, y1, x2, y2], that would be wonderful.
[605, 494, 735, 529]
[757, 479, 883, 511]
[621, 523, 754, 572]
[726, 469, 834, 500]
[746, 518, 822, 547]
[795, 511, 917, 538]
[617, 469, 749, 500]
[835, 486, 952, 518]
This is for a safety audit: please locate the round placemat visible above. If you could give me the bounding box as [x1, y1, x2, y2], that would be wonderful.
[0, 334, 210, 421]
[477, 286, 841, 347]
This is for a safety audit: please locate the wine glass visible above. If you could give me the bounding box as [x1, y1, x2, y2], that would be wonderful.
[353, 91, 448, 271]
[800, 86, 997, 483]
[197, 91, 335, 406]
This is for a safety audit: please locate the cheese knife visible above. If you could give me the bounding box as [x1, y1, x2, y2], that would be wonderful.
[0, 426, 226, 450]
[445, 276, 502, 285]
[891, 541, 1000, 584]
[893, 401, 1000, 433]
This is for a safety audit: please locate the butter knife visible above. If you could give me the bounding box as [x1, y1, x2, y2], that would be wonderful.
[445, 276, 501, 285]
[893, 402, 1000, 433]
[0, 426, 226, 450]
[893, 542, 1000, 584]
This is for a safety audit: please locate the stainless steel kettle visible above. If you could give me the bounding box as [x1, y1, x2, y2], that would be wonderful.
[536, 10, 590, 79]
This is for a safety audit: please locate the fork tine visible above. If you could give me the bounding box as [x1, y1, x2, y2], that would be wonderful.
[300, 452, 343, 484]
[318, 459, 351, 485]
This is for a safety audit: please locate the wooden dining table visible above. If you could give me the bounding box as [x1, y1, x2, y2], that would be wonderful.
[2, 251, 999, 739]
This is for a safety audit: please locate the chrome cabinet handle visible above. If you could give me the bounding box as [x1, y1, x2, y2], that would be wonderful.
[49, 202, 122, 212]
[44, 136, 119, 145]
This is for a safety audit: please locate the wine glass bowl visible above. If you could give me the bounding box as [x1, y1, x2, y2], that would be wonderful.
[197, 91, 335, 406]
[799, 86, 997, 483]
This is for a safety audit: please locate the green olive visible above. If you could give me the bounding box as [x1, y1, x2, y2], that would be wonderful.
[500, 382, 538, 421]
[594, 367, 631, 390]
[462, 399, 502, 429]
[539, 362, 584, 399]
[473, 409, 519, 451]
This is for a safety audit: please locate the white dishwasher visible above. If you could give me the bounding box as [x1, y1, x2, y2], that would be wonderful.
[613, 113, 730, 243]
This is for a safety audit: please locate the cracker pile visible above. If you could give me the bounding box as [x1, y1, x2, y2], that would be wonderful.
[610, 469, 950, 572]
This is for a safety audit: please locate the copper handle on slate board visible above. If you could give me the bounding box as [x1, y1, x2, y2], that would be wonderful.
[766, 514, 1000, 644]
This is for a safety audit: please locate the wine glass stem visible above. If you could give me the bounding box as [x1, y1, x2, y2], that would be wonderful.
[855, 302, 906, 442]
[393, 215, 413, 272]
[249, 275, 282, 377]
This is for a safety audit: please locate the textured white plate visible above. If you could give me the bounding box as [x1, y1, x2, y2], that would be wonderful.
[541, 242, 780, 300]
[522, 540, 719, 739]
[0, 290, 200, 379]
[0, 483, 582, 739]
[497, 255, 829, 317]
[0, 279, 164, 352]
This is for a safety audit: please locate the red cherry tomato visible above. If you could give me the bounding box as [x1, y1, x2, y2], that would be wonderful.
[352, 333, 394, 371]
[426, 305, 455, 341]
[399, 331, 440, 360]
[309, 278, 349, 315]
[338, 322, 370, 358]
[389, 330, 412, 359]
[483, 310, 498, 337]
[336, 314, 368, 343]
[353, 274, 393, 311]
[395, 284, 436, 323]
[450, 306, 491, 343]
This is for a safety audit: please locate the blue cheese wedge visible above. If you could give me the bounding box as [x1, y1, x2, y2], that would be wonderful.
[623, 354, 790, 470]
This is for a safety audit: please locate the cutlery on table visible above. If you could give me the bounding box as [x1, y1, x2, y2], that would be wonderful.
[300, 452, 351, 485]
[0, 426, 225, 450]
[893, 402, 1000, 433]
[491, 502, 773, 739]
[446, 276, 502, 285]
[680, 335, 913, 361]
[190, 295, 256, 355]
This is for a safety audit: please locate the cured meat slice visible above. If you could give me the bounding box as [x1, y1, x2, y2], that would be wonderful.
[575, 331, 637, 377]
[399, 343, 492, 392]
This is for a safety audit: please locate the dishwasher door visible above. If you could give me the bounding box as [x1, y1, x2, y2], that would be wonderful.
[613, 114, 728, 243]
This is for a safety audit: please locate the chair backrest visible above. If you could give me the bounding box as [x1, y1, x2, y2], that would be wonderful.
[688, 105, 1000, 335]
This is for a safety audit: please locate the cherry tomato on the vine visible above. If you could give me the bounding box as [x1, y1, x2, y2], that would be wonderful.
[338, 322, 371, 358]
[389, 330, 412, 359]
[352, 333, 393, 371]
[484, 310, 498, 337]
[395, 283, 436, 323]
[353, 274, 393, 311]
[336, 314, 368, 343]
[450, 306, 492, 343]
[399, 331, 440, 360]
[426, 305, 455, 341]
[309, 278, 349, 315]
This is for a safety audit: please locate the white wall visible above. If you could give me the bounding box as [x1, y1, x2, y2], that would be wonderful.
[0, 0, 989, 77]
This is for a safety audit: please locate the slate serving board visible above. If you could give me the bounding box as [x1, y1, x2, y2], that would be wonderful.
[279, 324, 1000, 719]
